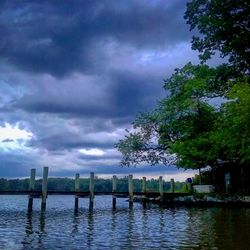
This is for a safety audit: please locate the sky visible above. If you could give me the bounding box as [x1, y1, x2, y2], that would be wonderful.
[0, 0, 221, 180]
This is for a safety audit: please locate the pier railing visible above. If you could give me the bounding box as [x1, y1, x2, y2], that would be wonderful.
[0, 167, 192, 211]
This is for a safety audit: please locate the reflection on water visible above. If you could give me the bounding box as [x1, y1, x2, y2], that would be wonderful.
[127, 207, 134, 249]
[38, 211, 46, 249]
[72, 210, 80, 236]
[0, 195, 249, 249]
[87, 210, 94, 248]
[22, 211, 33, 248]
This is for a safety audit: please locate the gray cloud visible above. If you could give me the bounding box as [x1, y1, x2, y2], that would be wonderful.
[0, 0, 202, 179]
[14, 71, 163, 121]
[0, 0, 189, 77]
[0, 151, 40, 177]
[28, 132, 116, 151]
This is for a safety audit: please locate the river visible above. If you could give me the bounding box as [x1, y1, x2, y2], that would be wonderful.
[0, 195, 249, 249]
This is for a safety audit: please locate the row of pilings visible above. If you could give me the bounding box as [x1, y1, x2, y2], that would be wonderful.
[27, 167, 189, 212]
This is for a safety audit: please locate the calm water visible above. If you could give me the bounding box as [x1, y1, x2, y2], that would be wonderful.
[0, 195, 249, 249]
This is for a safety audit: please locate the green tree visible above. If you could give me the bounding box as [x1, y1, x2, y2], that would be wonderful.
[116, 63, 221, 170]
[117, 0, 250, 191]
[214, 80, 250, 165]
[185, 0, 250, 73]
[116, 63, 250, 189]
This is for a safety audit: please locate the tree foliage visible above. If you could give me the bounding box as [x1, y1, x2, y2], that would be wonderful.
[116, 0, 250, 191]
[214, 80, 250, 165]
[117, 63, 225, 168]
[0, 177, 187, 193]
[116, 62, 250, 171]
[185, 0, 250, 73]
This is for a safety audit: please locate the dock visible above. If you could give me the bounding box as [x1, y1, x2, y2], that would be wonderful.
[0, 167, 191, 211]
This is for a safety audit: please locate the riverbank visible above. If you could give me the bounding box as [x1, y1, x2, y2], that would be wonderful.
[148, 194, 250, 208]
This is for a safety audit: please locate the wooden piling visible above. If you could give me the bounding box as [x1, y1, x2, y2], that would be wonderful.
[112, 175, 117, 209]
[89, 172, 94, 208]
[142, 177, 146, 206]
[186, 180, 192, 193]
[28, 168, 36, 212]
[159, 176, 163, 201]
[74, 173, 80, 210]
[225, 172, 231, 193]
[128, 174, 133, 207]
[142, 177, 146, 194]
[170, 178, 175, 193]
[41, 167, 49, 210]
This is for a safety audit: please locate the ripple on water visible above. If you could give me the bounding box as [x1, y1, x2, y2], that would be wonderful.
[0, 195, 250, 249]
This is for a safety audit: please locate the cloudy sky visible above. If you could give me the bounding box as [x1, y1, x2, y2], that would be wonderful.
[0, 0, 219, 180]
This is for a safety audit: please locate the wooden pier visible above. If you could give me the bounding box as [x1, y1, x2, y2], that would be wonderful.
[0, 167, 191, 211]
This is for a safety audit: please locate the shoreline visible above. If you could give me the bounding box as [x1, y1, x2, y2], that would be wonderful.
[137, 194, 250, 208]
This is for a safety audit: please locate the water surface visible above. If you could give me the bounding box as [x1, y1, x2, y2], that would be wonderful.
[0, 195, 249, 249]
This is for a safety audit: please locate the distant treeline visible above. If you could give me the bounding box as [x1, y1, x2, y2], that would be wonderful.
[0, 177, 187, 192]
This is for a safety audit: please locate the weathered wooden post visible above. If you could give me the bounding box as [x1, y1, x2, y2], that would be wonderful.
[186, 178, 192, 193]
[170, 178, 175, 193]
[128, 174, 133, 207]
[74, 173, 80, 211]
[142, 177, 146, 206]
[198, 168, 202, 185]
[142, 177, 146, 193]
[225, 172, 231, 193]
[28, 168, 36, 212]
[159, 176, 163, 201]
[41, 167, 49, 211]
[89, 172, 94, 208]
[112, 175, 117, 210]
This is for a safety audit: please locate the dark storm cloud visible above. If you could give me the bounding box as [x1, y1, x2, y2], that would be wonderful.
[110, 71, 163, 117]
[16, 98, 112, 118]
[0, 151, 39, 177]
[28, 132, 115, 151]
[0, 0, 199, 179]
[14, 71, 163, 123]
[1, 139, 14, 143]
[0, 0, 189, 77]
